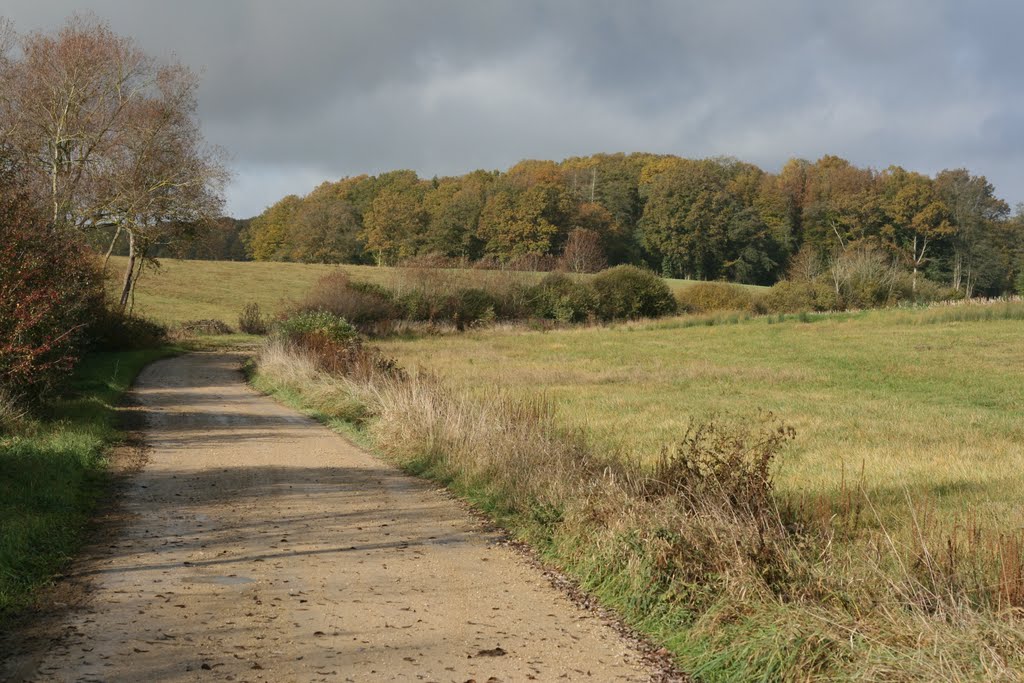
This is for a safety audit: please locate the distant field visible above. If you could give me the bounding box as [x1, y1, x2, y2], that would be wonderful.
[108, 258, 372, 324]
[376, 306, 1024, 531]
[107, 256, 765, 325]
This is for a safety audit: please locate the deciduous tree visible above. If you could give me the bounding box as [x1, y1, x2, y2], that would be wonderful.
[560, 227, 606, 273]
[934, 169, 1009, 296]
[361, 172, 427, 264]
[0, 14, 226, 307]
[880, 167, 953, 291]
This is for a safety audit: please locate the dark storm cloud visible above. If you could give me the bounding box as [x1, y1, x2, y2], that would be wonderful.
[3, 1, 1022, 216]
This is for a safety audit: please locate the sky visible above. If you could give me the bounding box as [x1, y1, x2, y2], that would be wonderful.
[3, 1, 1022, 218]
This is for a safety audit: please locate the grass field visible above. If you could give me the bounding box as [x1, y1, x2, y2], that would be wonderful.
[375, 307, 1024, 531]
[107, 256, 765, 325]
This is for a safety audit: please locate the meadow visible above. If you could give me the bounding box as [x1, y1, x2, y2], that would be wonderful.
[106, 256, 765, 324]
[375, 307, 1024, 530]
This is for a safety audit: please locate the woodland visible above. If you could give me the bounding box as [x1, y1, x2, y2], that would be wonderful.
[239, 154, 1024, 296]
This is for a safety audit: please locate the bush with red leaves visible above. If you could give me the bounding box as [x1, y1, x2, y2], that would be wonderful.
[0, 171, 104, 401]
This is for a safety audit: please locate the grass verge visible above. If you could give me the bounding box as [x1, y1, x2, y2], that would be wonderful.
[0, 347, 180, 623]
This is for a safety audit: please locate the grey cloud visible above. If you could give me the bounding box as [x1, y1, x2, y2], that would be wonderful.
[2, 0, 1022, 216]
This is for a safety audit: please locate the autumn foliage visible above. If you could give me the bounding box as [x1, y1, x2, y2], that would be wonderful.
[0, 171, 103, 400]
[243, 154, 1024, 296]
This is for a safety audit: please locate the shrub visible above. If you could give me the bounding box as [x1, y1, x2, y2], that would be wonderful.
[1016, 271, 1024, 297]
[505, 253, 558, 272]
[285, 333, 403, 382]
[0, 178, 104, 400]
[238, 302, 269, 335]
[89, 309, 167, 350]
[646, 415, 794, 513]
[395, 287, 433, 321]
[450, 288, 500, 325]
[528, 273, 598, 323]
[828, 244, 898, 309]
[396, 252, 464, 269]
[762, 280, 840, 313]
[591, 265, 677, 320]
[300, 272, 397, 324]
[888, 273, 950, 305]
[677, 282, 755, 314]
[276, 310, 358, 344]
[0, 387, 26, 434]
[786, 244, 826, 282]
[174, 319, 233, 336]
[395, 284, 500, 326]
[493, 283, 534, 320]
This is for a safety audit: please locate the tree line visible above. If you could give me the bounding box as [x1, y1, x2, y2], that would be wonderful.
[245, 154, 1024, 295]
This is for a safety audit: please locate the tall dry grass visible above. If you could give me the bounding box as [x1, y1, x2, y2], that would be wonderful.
[255, 337, 1024, 680]
[0, 388, 27, 435]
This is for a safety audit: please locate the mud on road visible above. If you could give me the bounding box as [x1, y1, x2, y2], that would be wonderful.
[5, 353, 658, 682]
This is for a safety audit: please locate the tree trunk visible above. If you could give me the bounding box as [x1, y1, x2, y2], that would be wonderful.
[953, 250, 963, 292]
[911, 234, 918, 293]
[129, 245, 148, 315]
[102, 225, 123, 271]
[118, 230, 136, 309]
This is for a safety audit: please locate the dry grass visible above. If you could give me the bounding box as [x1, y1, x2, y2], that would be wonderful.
[375, 303, 1024, 532]
[0, 388, 26, 435]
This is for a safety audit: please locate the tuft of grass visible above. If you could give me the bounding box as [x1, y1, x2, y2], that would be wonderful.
[0, 347, 179, 621]
[913, 299, 1024, 324]
[0, 389, 27, 435]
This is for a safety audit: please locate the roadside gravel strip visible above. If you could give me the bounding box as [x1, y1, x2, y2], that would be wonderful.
[12, 353, 657, 682]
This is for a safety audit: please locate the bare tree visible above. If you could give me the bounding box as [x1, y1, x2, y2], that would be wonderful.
[559, 227, 606, 273]
[98, 65, 227, 306]
[826, 243, 899, 307]
[0, 14, 227, 307]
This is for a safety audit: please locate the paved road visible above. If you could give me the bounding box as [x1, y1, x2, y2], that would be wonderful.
[19, 353, 653, 682]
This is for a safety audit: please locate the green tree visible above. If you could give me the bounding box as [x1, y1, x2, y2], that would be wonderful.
[562, 153, 660, 264]
[638, 158, 740, 279]
[291, 186, 364, 264]
[934, 169, 1010, 295]
[423, 171, 492, 257]
[801, 155, 882, 253]
[476, 180, 573, 260]
[879, 167, 953, 291]
[361, 171, 427, 264]
[245, 194, 302, 261]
